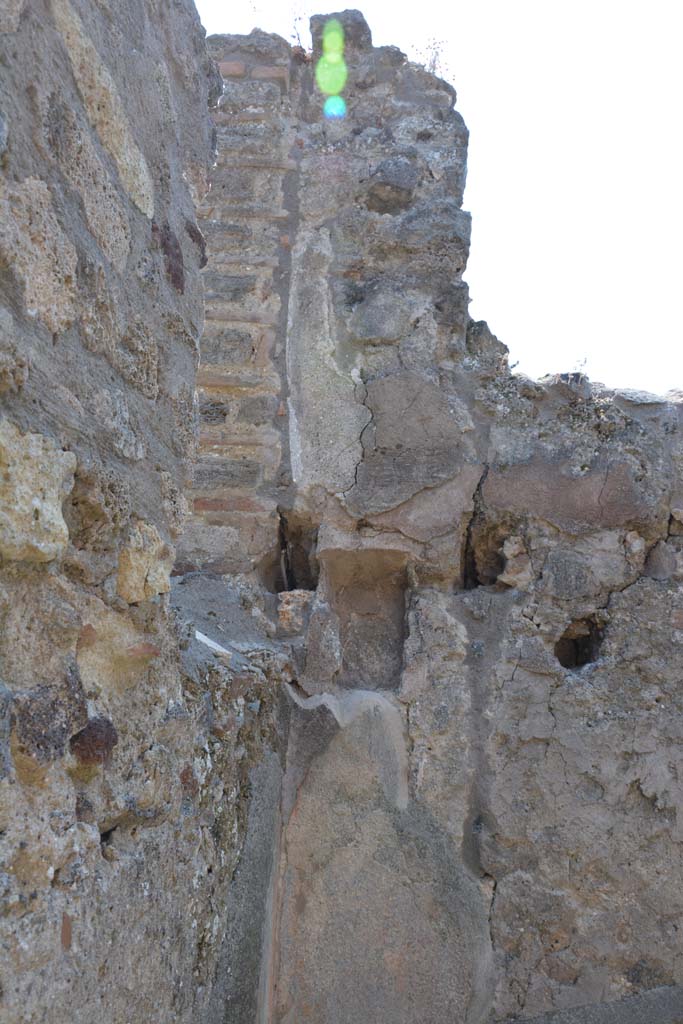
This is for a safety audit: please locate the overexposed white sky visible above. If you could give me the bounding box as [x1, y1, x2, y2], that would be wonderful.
[195, 0, 683, 394]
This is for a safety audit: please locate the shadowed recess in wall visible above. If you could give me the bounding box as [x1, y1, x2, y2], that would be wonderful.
[554, 614, 604, 669]
[323, 549, 408, 690]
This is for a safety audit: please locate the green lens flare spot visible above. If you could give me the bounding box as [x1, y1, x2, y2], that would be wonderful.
[317, 19, 347, 109]
[324, 95, 347, 119]
[315, 56, 348, 96]
[322, 19, 344, 55]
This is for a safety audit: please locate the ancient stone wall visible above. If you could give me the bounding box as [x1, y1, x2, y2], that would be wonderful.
[2, 5, 683, 1024]
[181, 11, 683, 1024]
[0, 3, 288, 1022]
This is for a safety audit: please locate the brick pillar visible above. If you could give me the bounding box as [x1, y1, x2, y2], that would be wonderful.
[176, 32, 296, 583]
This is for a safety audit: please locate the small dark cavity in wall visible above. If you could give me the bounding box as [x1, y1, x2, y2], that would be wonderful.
[463, 522, 507, 589]
[461, 805, 497, 878]
[99, 825, 117, 852]
[461, 468, 509, 590]
[668, 513, 683, 537]
[462, 505, 517, 591]
[259, 510, 319, 593]
[278, 510, 297, 591]
[554, 615, 604, 669]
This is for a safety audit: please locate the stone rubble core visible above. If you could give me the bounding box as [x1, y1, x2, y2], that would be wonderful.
[1, 6, 682, 1024]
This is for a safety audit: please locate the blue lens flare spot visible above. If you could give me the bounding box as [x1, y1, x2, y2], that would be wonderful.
[324, 95, 347, 119]
[317, 18, 347, 116]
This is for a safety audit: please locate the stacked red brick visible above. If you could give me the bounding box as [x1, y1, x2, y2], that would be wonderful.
[177, 32, 295, 579]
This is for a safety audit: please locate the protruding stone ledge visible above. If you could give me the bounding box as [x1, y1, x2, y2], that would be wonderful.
[508, 984, 683, 1024]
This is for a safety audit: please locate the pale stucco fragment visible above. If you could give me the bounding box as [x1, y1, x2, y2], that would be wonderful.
[286, 227, 370, 496]
[0, 419, 76, 562]
[498, 535, 535, 589]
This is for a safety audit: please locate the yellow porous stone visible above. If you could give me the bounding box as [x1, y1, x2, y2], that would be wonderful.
[44, 102, 131, 270]
[0, 177, 77, 334]
[50, 0, 155, 218]
[117, 520, 174, 604]
[0, 419, 76, 563]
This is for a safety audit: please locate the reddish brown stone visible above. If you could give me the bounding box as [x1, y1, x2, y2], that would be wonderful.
[124, 641, 161, 661]
[179, 764, 199, 798]
[218, 60, 246, 78]
[152, 220, 185, 293]
[193, 496, 269, 513]
[60, 912, 72, 952]
[483, 458, 659, 532]
[184, 219, 207, 268]
[251, 64, 289, 89]
[69, 717, 118, 767]
[77, 624, 98, 650]
[12, 665, 88, 764]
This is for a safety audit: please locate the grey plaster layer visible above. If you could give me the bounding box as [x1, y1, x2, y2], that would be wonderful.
[206, 754, 284, 1024]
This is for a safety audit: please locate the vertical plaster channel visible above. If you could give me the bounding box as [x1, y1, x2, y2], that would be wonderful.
[256, 684, 411, 1024]
[285, 224, 369, 497]
[255, 803, 283, 1024]
[282, 684, 410, 810]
